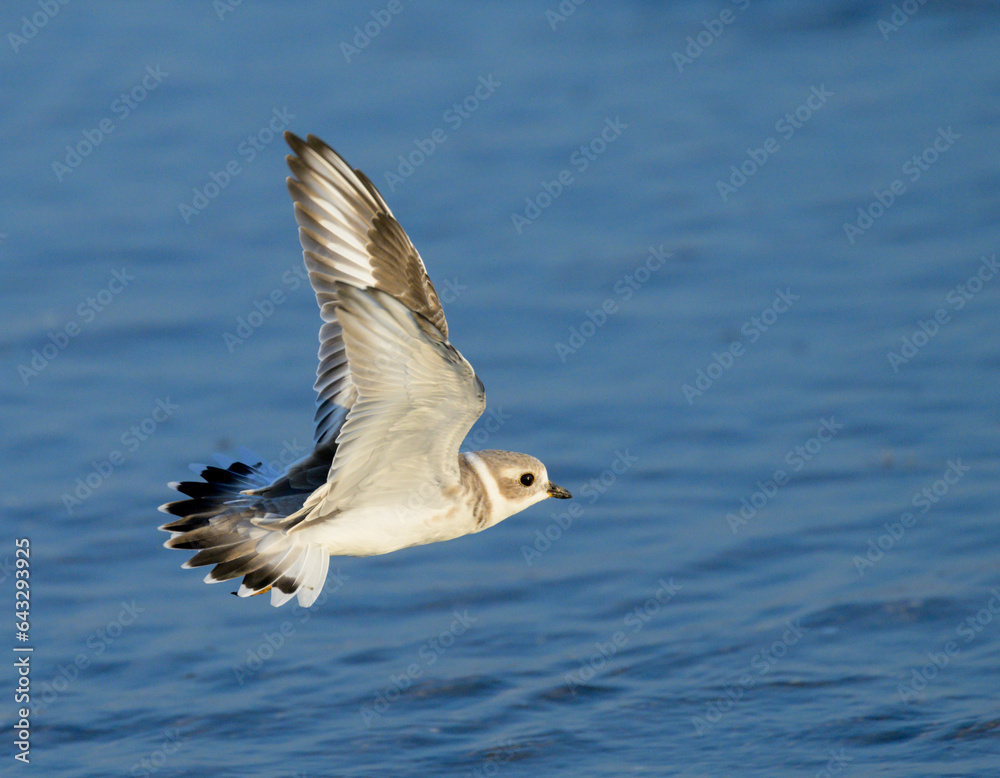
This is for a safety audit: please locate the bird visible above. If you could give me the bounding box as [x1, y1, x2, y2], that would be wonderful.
[159, 132, 571, 608]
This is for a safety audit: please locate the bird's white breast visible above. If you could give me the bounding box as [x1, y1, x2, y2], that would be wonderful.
[293, 489, 483, 557]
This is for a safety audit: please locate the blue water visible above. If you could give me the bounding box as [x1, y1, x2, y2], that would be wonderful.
[2, 1, 999, 775]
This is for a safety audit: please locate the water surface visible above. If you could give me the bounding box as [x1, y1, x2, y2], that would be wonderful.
[2, 1, 999, 775]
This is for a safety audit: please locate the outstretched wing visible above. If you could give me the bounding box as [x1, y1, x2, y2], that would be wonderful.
[287, 284, 485, 532]
[284, 132, 448, 450]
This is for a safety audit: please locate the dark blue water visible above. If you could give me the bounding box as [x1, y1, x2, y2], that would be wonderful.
[2, 1, 999, 775]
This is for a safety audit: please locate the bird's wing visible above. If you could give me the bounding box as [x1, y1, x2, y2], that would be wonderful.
[287, 283, 485, 531]
[284, 132, 449, 451]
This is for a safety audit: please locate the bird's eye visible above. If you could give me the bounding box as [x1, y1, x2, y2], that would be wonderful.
[519, 473, 534, 487]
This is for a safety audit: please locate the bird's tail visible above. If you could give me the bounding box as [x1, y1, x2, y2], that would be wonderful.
[158, 455, 330, 608]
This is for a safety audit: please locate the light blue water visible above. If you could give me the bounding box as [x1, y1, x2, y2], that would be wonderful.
[2, 2, 999, 776]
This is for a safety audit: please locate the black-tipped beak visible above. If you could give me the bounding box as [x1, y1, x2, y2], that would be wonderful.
[547, 483, 572, 499]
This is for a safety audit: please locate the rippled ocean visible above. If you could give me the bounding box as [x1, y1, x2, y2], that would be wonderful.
[2, 1, 999, 776]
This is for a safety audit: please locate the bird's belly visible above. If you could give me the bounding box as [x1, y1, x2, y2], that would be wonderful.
[294, 502, 476, 557]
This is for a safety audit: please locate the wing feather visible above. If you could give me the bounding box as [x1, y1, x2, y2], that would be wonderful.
[287, 284, 484, 532]
[283, 132, 449, 462]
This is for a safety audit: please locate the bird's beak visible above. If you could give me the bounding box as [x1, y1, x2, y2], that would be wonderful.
[547, 483, 572, 499]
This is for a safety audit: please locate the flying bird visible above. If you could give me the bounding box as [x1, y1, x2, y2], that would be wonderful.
[160, 132, 571, 607]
